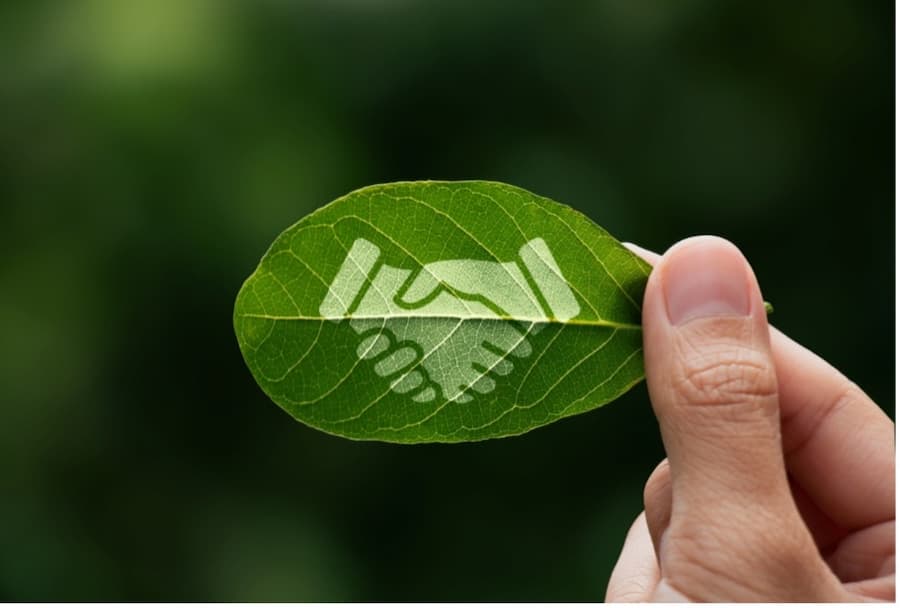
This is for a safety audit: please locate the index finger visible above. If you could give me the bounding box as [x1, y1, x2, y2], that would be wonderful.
[773, 328, 894, 530]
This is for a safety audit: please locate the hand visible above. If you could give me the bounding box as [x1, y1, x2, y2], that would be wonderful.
[605, 236, 895, 602]
[319, 238, 579, 404]
[395, 236, 580, 322]
[351, 316, 532, 404]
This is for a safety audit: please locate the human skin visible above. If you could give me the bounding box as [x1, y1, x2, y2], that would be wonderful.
[604, 237, 895, 602]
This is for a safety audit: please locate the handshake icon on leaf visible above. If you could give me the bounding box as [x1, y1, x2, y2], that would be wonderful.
[320, 237, 581, 404]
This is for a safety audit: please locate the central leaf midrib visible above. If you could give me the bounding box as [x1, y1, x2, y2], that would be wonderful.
[239, 312, 641, 331]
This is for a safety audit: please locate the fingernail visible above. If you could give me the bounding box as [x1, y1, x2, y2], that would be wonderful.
[663, 238, 750, 325]
[622, 242, 660, 265]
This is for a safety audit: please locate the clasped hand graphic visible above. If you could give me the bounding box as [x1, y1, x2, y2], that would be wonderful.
[320, 238, 580, 404]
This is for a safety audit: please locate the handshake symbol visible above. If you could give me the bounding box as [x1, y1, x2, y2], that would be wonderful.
[320, 237, 580, 404]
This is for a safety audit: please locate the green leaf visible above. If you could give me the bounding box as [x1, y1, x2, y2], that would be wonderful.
[233, 180, 651, 443]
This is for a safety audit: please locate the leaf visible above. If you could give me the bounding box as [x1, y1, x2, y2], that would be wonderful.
[233, 180, 651, 443]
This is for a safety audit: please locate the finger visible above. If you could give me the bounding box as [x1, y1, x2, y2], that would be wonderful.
[844, 575, 896, 602]
[644, 236, 792, 515]
[356, 331, 391, 360]
[518, 237, 581, 321]
[630, 457, 850, 600]
[471, 352, 513, 376]
[772, 328, 895, 530]
[483, 326, 532, 359]
[642, 459, 672, 558]
[789, 480, 847, 552]
[643, 236, 840, 599]
[508, 336, 532, 358]
[396, 266, 442, 306]
[469, 339, 527, 394]
[626, 241, 895, 530]
[469, 374, 496, 394]
[373, 346, 418, 377]
[320, 238, 381, 317]
[411, 382, 438, 403]
[605, 512, 660, 602]
[826, 520, 895, 583]
[389, 370, 425, 394]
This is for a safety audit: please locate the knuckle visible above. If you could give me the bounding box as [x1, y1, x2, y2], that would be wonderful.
[783, 378, 866, 457]
[671, 339, 777, 411]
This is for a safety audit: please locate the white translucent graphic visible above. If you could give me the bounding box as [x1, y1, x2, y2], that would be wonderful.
[319, 238, 580, 404]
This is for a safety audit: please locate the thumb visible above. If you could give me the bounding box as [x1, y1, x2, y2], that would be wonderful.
[642, 236, 840, 600]
[397, 264, 442, 307]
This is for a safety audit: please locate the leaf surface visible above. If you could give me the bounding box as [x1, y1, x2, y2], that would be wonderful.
[234, 181, 651, 442]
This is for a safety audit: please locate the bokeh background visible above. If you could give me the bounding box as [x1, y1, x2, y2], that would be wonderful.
[1, 0, 893, 601]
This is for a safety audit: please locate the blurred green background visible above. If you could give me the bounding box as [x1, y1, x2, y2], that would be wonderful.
[0, 0, 893, 601]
